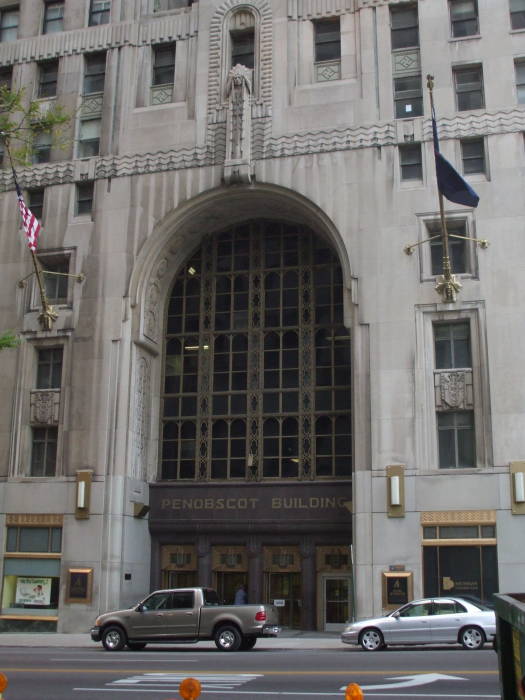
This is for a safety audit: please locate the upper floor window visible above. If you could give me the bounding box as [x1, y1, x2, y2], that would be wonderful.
[155, 0, 192, 9]
[390, 5, 419, 49]
[510, 0, 525, 30]
[515, 60, 525, 103]
[32, 132, 52, 164]
[152, 44, 175, 86]
[40, 254, 69, 303]
[434, 321, 471, 369]
[28, 189, 44, 220]
[89, 0, 110, 26]
[31, 427, 58, 476]
[6, 525, 62, 552]
[0, 7, 18, 42]
[428, 219, 470, 276]
[394, 74, 423, 118]
[461, 137, 486, 174]
[43, 2, 64, 34]
[78, 118, 100, 157]
[36, 347, 63, 389]
[314, 18, 341, 63]
[230, 28, 254, 69]
[83, 52, 106, 94]
[0, 66, 12, 90]
[38, 60, 59, 99]
[449, 0, 479, 37]
[399, 143, 422, 180]
[453, 65, 484, 110]
[75, 181, 94, 216]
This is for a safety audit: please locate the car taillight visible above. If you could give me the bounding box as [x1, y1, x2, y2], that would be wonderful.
[255, 611, 267, 621]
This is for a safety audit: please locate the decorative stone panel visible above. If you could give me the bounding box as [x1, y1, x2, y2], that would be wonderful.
[315, 60, 341, 82]
[287, 0, 354, 19]
[434, 369, 473, 411]
[392, 50, 420, 76]
[421, 510, 496, 525]
[30, 389, 60, 425]
[6, 513, 63, 526]
[132, 355, 151, 481]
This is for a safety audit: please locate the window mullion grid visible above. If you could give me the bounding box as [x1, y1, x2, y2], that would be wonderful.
[198, 241, 213, 480]
[299, 233, 314, 479]
[247, 224, 262, 480]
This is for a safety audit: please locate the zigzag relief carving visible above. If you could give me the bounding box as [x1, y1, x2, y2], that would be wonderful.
[287, 0, 355, 20]
[207, 0, 273, 120]
[1, 109, 524, 190]
[0, 12, 196, 67]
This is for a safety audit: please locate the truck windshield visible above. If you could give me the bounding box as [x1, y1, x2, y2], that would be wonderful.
[203, 589, 220, 606]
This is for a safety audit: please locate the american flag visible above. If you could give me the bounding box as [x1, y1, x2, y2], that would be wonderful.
[16, 182, 41, 251]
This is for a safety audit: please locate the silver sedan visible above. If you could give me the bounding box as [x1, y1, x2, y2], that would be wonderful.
[341, 597, 496, 651]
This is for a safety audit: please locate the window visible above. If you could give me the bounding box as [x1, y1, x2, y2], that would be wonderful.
[43, 2, 64, 34]
[399, 143, 422, 180]
[89, 0, 110, 26]
[155, 0, 192, 9]
[0, 7, 18, 42]
[6, 526, 62, 553]
[83, 52, 106, 94]
[39, 254, 69, 303]
[314, 18, 341, 62]
[28, 189, 44, 220]
[152, 45, 175, 86]
[515, 60, 525, 103]
[461, 137, 485, 174]
[390, 5, 419, 49]
[31, 427, 58, 476]
[38, 60, 58, 99]
[32, 132, 52, 164]
[453, 65, 484, 111]
[36, 348, 63, 389]
[76, 181, 94, 215]
[449, 0, 479, 37]
[78, 118, 100, 157]
[510, 0, 525, 30]
[0, 66, 12, 90]
[394, 75, 423, 118]
[230, 29, 254, 69]
[428, 220, 469, 276]
[434, 322, 471, 369]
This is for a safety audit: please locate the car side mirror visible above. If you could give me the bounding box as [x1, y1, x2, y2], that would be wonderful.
[136, 603, 145, 613]
[392, 611, 400, 619]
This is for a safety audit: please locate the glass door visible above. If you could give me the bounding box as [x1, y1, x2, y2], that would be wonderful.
[323, 575, 352, 631]
[265, 573, 302, 628]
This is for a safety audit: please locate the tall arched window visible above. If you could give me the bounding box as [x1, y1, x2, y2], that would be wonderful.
[161, 220, 351, 481]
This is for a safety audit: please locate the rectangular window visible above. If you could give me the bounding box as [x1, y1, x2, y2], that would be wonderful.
[32, 132, 52, 164]
[152, 44, 176, 85]
[83, 52, 106, 94]
[89, 0, 110, 26]
[39, 254, 69, 303]
[390, 5, 419, 49]
[516, 60, 525, 103]
[78, 118, 100, 157]
[36, 348, 63, 389]
[461, 137, 485, 174]
[28, 189, 44, 220]
[38, 60, 59, 99]
[314, 18, 341, 62]
[399, 143, 422, 180]
[76, 181, 94, 215]
[394, 74, 423, 118]
[230, 29, 254, 69]
[6, 526, 62, 553]
[155, 0, 192, 9]
[0, 7, 18, 42]
[434, 322, 471, 369]
[437, 411, 475, 468]
[510, 0, 525, 30]
[0, 66, 12, 90]
[31, 427, 58, 476]
[454, 65, 484, 111]
[449, 0, 479, 37]
[428, 220, 468, 276]
[43, 2, 64, 34]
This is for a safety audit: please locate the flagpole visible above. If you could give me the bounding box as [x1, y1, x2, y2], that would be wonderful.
[427, 75, 462, 303]
[3, 135, 58, 330]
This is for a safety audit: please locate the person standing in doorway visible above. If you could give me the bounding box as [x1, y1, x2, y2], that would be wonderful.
[234, 583, 248, 604]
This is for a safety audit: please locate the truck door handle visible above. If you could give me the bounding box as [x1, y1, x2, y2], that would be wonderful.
[184, 611, 194, 616]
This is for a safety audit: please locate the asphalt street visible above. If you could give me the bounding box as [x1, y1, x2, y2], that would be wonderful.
[0, 635, 500, 700]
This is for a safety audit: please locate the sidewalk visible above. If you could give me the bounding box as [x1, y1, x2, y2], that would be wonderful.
[0, 630, 343, 650]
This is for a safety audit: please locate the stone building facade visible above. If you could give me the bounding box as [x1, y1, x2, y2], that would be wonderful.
[0, 0, 524, 632]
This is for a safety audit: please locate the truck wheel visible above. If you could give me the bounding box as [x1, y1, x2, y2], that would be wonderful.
[240, 636, 257, 650]
[127, 642, 147, 651]
[214, 625, 242, 651]
[102, 625, 127, 651]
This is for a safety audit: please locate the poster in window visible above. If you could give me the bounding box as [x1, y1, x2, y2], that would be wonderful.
[66, 568, 93, 604]
[15, 577, 52, 606]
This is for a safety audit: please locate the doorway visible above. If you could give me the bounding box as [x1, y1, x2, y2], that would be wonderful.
[322, 575, 352, 631]
[214, 571, 246, 605]
[265, 572, 302, 628]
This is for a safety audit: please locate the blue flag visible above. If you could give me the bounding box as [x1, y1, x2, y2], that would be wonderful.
[432, 108, 479, 208]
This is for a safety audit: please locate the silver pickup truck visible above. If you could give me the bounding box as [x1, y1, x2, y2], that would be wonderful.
[90, 586, 280, 651]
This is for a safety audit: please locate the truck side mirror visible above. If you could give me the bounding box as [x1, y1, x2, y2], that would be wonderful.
[136, 603, 145, 613]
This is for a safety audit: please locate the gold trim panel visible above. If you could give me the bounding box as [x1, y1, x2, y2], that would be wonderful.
[420, 510, 496, 525]
[6, 514, 63, 526]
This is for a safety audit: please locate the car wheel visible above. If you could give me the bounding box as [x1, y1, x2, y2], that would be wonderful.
[127, 642, 147, 651]
[239, 636, 257, 651]
[102, 625, 127, 651]
[460, 626, 485, 650]
[359, 628, 385, 651]
[214, 625, 242, 651]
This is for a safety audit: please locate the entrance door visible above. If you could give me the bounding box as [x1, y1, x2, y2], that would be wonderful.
[214, 572, 246, 605]
[323, 576, 352, 631]
[265, 573, 301, 628]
